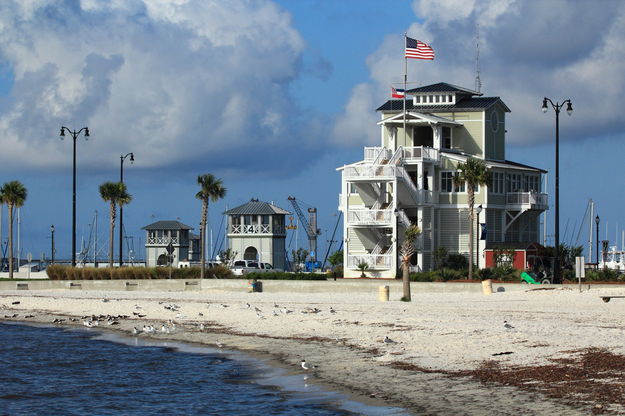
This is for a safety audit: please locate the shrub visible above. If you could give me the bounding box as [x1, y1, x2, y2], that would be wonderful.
[206, 265, 234, 279]
[476, 267, 494, 281]
[492, 265, 516, 281]
[438, 268, 463, 281]
[410, 271, 437, 282]
[446, 254, 468, 270]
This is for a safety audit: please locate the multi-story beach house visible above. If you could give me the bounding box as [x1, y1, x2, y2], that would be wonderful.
[142, 220, 198, 268]
[338, 82, 548, 278]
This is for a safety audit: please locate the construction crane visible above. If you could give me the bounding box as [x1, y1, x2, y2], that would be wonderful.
[287, 196, 321, 262]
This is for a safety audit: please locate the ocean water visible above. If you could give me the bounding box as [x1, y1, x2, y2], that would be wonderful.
[0, 323, 409, 415]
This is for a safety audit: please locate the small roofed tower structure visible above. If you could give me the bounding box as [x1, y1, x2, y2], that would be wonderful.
[142, 220, 194, 268]
[224, 199, 291, 270]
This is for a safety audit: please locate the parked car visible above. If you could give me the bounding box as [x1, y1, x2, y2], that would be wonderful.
[231, 260, 260, 276]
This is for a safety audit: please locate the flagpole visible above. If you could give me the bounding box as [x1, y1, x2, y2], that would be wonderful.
[403, 33, 407, 152]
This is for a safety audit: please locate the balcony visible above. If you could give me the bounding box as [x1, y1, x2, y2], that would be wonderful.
[347, 253, 392, 270]
[506, 192, 548, 211]
[399, 146, 439, 164]
[147, 237, 179, 245]
[347, 209, 393, 226]
[229, 224, 285, 235]
[344, 164, 398, 181]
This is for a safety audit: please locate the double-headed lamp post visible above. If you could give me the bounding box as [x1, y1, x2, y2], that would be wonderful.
[60, 126, 90, 267]
[595, 215, 600, 268]
[541, 97, 573, 284]
[50, 225, 55, 264]
[119, 153, 134, 267]
[476, 204, 483, 269]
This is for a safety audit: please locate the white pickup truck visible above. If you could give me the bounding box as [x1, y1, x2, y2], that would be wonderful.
[231, 260, 277, 276]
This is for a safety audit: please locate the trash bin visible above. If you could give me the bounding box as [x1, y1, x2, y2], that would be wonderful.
[248, 279, 263, 293]
[378, 285, 389, 302]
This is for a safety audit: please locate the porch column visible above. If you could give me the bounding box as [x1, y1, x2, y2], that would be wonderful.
[432, 125, 442, 150]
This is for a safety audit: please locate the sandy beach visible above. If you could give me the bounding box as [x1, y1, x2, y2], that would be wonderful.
[2, 283, 625, 414]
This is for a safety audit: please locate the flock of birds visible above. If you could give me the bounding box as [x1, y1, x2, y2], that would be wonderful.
[2, 296, 518, 373]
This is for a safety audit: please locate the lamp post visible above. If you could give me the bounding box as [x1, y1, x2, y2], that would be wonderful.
[119, 152, 134, 267]
[541, 97, 573, 284]
[50, 225, 55, 264]
[476, 204, 483, 269]
[595, 215, 600, 268]
[60, 126, 90, 267]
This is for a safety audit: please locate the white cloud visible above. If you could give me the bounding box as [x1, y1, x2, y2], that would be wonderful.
[333, 0, 625, 147]
[0, 0, 323, 174]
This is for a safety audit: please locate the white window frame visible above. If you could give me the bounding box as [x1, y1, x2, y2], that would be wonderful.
[441, 126, 452, 149]
[441, 171, 466, 193]
[491, 171, 504, 194]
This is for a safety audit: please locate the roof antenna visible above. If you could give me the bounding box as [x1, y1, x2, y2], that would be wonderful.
[475, 23, 482, 93]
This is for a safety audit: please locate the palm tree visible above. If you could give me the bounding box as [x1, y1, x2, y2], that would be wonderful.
[454, 158, 490, 280]
[99, 182, 132, 269]
[196, 174, 226, 278]
[0, 181, 27, 279]
[399, 224, 421, 301]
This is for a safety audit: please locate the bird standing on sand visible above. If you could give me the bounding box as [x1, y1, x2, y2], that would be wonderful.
[503, 321, 515, 330]
[301, 359, 317, 371]
[383, 336, 397, 344]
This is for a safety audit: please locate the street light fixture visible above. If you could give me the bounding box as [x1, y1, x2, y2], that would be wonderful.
[119, 152, 134, 267]
[595, 215, 600, 268]
[476, 204, 483, 269]
[541, 97, 573, 284]
[50, 225, 55, 264]
[60, 126, 90, 267]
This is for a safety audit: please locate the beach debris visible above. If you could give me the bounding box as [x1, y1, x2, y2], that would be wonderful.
[383, 336, 397, 344]
[198, 312, 204, 317]
[503, 321, 515, 330]
[220, 304, 229, 308]
[273, 303, 280, 308]
[301, 359, 317, 371]
[301, 307, 321, 314]
[492, 351, 514, 356]
[11, 301, 20, 305]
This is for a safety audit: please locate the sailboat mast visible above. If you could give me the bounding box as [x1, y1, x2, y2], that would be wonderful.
[588, 199, 593, 263]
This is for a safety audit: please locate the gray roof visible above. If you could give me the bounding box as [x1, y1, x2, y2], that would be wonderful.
[406, 82, 482, 96]
[376, 96, 510, 112]
[141, 220, 194, 231]
[223, 199, 291, 215]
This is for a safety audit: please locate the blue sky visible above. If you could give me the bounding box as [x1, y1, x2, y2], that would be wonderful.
[0, 0, 624, 263]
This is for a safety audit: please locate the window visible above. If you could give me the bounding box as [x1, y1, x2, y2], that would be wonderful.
[416, 96, 421, 103]
[526, 175, 539, 192]
[491, 172, 504, 194]
[441, 171, 465, 193]
[507, 173, 522, 192]
[349, 183, 357, 194]
[441, 171, 453, 192]
[442, 127, 452, 148]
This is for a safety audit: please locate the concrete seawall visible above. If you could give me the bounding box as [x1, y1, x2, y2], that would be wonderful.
[0, 278, 617, 294]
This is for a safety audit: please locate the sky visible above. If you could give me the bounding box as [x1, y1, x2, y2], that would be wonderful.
[0, 0, 624, 264]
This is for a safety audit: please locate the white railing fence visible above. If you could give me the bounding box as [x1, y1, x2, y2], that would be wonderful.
[230, 224, 272, 234]
[506, 192, 548, 206]
[147, 237, 179, 245]
[347, 253, 392, 269]
[347, 209, 393, 224]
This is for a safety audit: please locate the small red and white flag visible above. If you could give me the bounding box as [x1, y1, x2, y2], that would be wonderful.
[391, 87, 405, 98]
[405, 37, 435, 60]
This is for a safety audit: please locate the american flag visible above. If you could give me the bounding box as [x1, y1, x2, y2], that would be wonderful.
[405, 37, 435, 60]
[391, 87, 405, 98]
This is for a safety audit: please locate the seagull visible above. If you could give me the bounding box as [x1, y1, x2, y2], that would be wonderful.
[383, 336, 397, 344]
[244, 303, 251, 309]
[199, 323, 205, 331]
[254, 307, 262, 313]
[329, 307, 336, 314]
[281, 307, 293, 314]
[198, 312, 204, 317]
[132, 327, 142, 335]
[301, 359, 317, 371]
[256, 312, 265, 320]
[503, 321, 515, 330]
[272, 310, 279, 317]
[216, 341, 224, 348]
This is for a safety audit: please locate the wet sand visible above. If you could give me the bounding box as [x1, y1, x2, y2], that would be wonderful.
[3, 285, 625, 414]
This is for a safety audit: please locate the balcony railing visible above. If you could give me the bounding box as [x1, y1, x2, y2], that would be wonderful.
[364, 146, 384, 161]
[347, 253, 392, 270]
[347, 209, 393, 225]
[506, 192, 548, 209]
[401, 146, 439, 163]
[147, 237, 179, 245]
[344, 164, 398, 180]
[230, 224, 275, 234]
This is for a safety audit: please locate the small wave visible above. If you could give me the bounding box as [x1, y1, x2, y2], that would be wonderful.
[0, 393, 31, 400]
